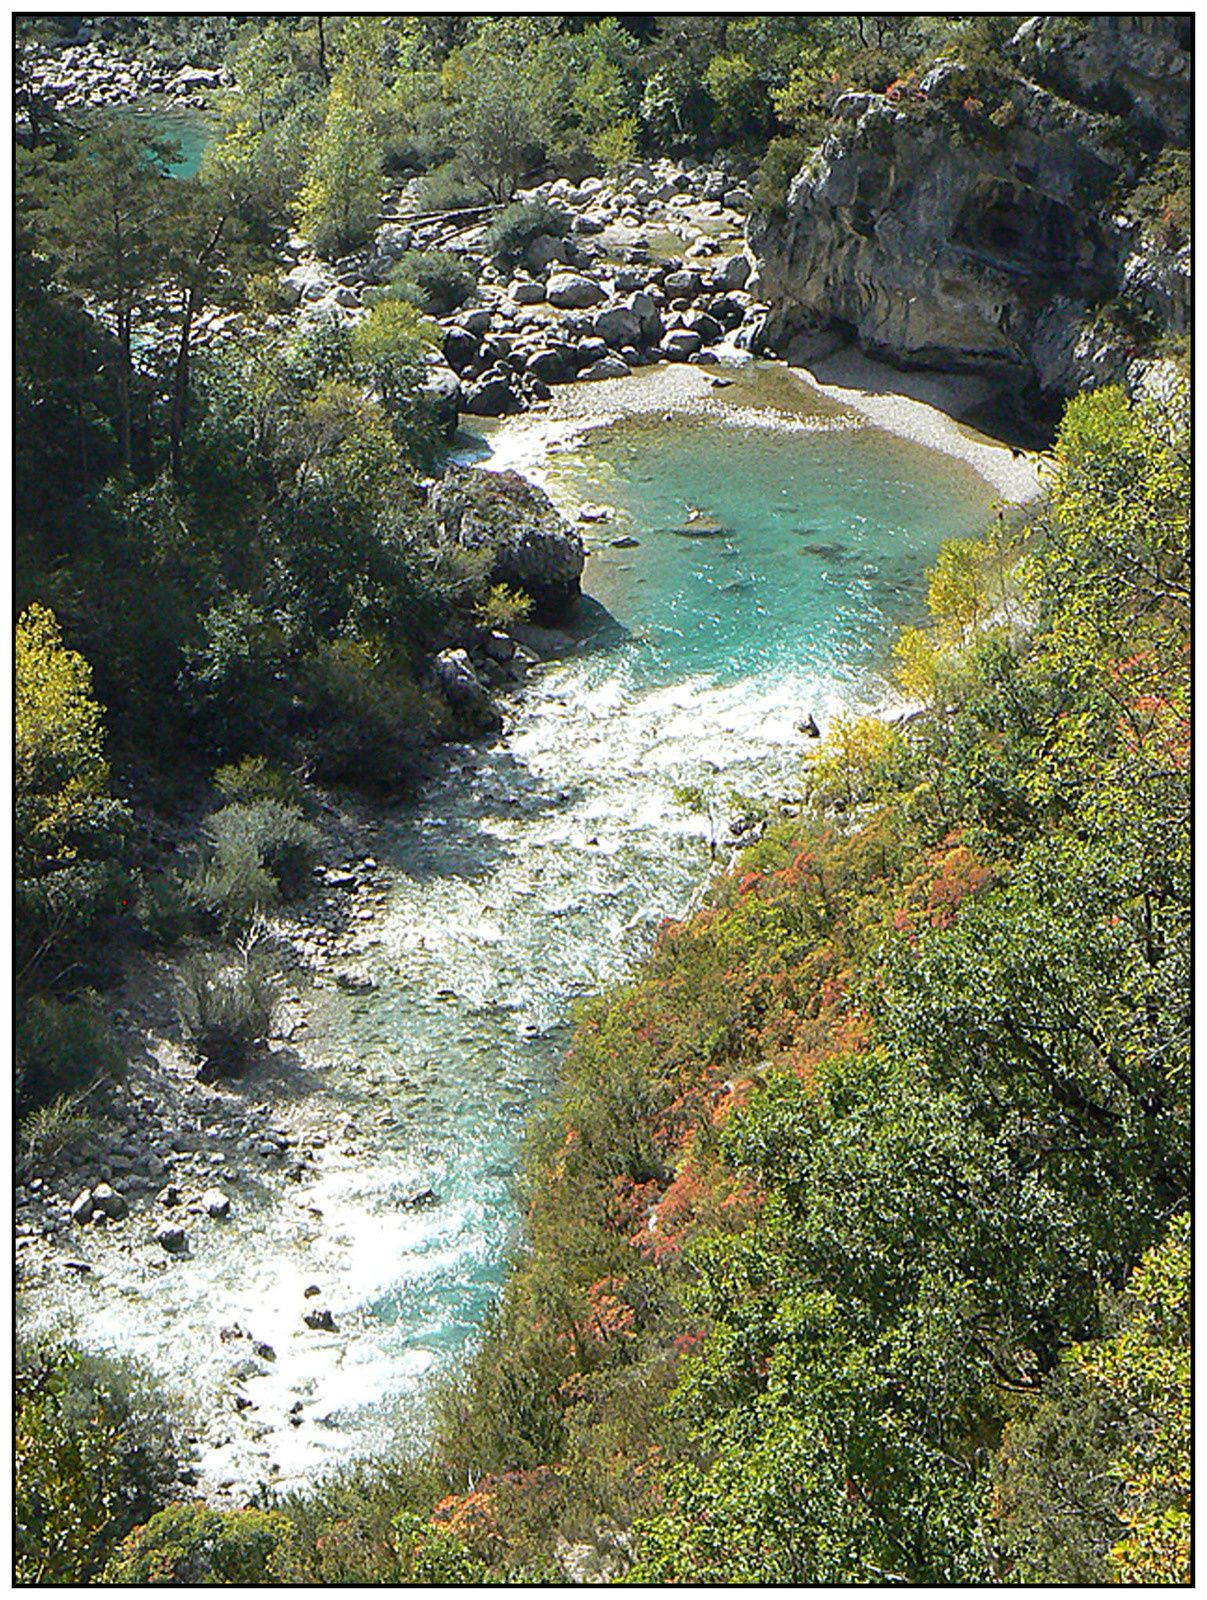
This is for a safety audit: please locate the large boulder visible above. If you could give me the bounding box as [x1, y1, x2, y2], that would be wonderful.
[462, 374, 517, 417]
[546, 271, 607, 309]
[592, 303, 644, 349]
[431, 649, 502, 736]
[420, 355, 462, 437]
[429, 468, 585, 620]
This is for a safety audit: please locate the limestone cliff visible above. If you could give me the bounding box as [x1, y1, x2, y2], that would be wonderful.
[750, 16, 1191, 401]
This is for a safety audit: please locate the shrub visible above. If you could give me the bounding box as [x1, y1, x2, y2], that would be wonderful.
[133, 869, 194, 947]
[190, 799, 320, 930]
[178, 941, 278, 1077]
[214, 755, 304, 809]
[386, 249, 477, 316]
[416, 159, 488, 212]
[591, 117, 639, 173]
[105, 1502, 295, 1585]
[751, 136, 810, 220]
[298, 635, 444, 787]
[390, 1512, 489, 1584]
[17, 1090, 97, 1172]
[16, 1343, 186, 1584]
[14, 992, 124, 1116]
[475, 583, 533, 631]
[484, 198, 572, 268]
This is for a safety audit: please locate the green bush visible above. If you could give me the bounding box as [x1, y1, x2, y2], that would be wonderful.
[105, 1502, 295, 1585]
[17, 1090, 97, 1172]
[178, 944, 278, 1077]
[214, 755, 304, 809]
[484, 198, 572, 268]
[16, 1343, 186, 1584]
[416, 159, 488, 212]
[591, 117, 639, 173]
[133, 869, 194, 947]
[190, 800, 320, 931]
[386, 248, 477, 316]
[475, 583, 534, 631]
[299, 636, 444, 787]
[751, 136, 810, 219]
[14, 992, 124, 1116]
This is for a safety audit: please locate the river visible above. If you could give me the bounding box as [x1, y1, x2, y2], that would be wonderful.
[20, 358, 999, 1499]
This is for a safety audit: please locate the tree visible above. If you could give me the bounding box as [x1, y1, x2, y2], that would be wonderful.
[297, 17, 384, 255]
[39, 116, 176, 471]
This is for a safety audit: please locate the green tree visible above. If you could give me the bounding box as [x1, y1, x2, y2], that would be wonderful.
[297, 17, 384, 255]
[39, 116, 176, 470]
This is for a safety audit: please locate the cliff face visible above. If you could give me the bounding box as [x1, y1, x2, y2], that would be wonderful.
[750, 17, 1190, 400]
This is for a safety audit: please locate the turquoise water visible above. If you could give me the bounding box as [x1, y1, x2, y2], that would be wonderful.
[26, 364, 996, 1495]
[125, 106, 214, 177]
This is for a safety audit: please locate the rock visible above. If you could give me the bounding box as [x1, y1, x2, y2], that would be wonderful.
[157, 1184, 182, 1208]
[509, 279, 546, 305]
[303, 1307, 338, 1332]
[664, 268, 701, 298]
[374, 223, 413, 260]
[592, 303, 643, 348]
[201, 1188, 231, 1220]
[304, 1284, 322, 1298]
[716, 253, 751, 290]
[525, 345, 575, 384]
[336, 969, 377, 994]
[91, 1182, 128, 1221]
[463, 374, 517, 417]
[156, 1223, 189, 1255]
[580, 354, 631, 381]
[457, 307, 494, 336]
[481, 630, 516, 662]
[797, 714, 822, 738]
[683, 309, 723, 345]
[749, 60, 1165, 397]
[400, 1187, 440, 1209]
[431, 649, 502, 735]
[441, 324, 479, 374]
[624, 291, 664, 342]
[429, 468, 585, 621]
[420, 356, 461, 437]
[660, 329, 702, 360]
[525, 233, 571, 272]
[611, 535, 640, 548]
[577, 503, 613, 523]
[253, 1341, 276, 1361]
[546, 271, 606, 309]
[69, 1189, 94, 1225]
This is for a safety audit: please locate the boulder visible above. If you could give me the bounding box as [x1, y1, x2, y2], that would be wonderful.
[462, 374, 516, 417]
[509, 279, 546, 305]
[522, 232, 568, 272]
[458, 307, 494, 336]
[431, 649, 502, 735]
[430, 468, 585, 620]
[572, 337, 609, 369]
[156, 1222, 188, 1255]
[91, 1182, 128, 1221]
[420, 356, 462, 437]
[624, 291, 664, 342]
[525, 345, 575, 384]
[201, 1188, 231, 1219]
[442, 325, 479, 373]
[664, 268, 701, 297]
[716, 253, 751, 290]
[546, 271, 606, 309]
[683, 309, 723, 345]
[579, 354, 631, 381]
[303, 1307, 338, 1332]
[592, 304, 644, 349]
[69, 1189, 94, 1225]
[374, 224, 414, 261]
[660, 329, 702, 360]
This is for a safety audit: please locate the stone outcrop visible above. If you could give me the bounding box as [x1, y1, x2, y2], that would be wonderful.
[429, 468, 585, 621]
[750, 18, 1191, 401]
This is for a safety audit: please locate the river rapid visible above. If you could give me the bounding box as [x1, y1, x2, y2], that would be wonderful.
[20, 358, 999, 1500]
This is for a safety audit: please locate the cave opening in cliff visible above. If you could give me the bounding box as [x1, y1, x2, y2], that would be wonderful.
[954, 180, 1082, 280]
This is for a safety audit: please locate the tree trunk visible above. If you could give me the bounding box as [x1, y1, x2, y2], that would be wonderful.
[169, 284, 199, 481]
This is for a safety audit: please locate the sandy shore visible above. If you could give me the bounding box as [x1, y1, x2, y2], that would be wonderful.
[790, 348, 1044, 504]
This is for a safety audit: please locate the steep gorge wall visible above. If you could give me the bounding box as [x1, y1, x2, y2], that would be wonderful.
[750, 16, 1191, 401]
